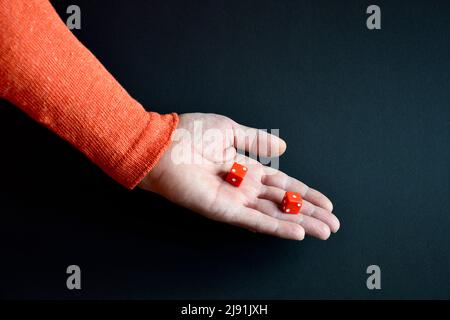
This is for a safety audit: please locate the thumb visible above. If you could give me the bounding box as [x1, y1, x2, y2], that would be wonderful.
[232, 121, 287, 158]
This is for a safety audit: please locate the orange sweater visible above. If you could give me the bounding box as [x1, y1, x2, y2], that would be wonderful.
[0, 0, 178, 189]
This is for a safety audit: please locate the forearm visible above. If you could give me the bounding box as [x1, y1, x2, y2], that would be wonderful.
[0, 0, 178, 188]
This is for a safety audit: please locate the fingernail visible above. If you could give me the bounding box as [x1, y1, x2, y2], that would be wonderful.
[328, 202, 334, 212]
[332, 217, 340, 233]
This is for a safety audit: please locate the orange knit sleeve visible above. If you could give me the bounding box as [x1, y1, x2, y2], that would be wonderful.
[0, 0, 178, 189]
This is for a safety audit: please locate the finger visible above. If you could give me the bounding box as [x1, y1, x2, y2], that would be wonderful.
[232, 121, 287, 157]
[251, 199, 331, 240]
[262, 167, 334, 212]
[227, 206, 305, 241]
[259, 185, 340, 233]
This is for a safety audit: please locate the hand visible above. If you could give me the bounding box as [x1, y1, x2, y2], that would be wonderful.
[139, 113, 340, 240]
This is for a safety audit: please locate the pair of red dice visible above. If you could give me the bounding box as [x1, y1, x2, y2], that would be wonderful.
[225, 162, 303, 214]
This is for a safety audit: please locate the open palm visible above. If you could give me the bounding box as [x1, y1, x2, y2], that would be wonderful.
[139, 113, 340, 240]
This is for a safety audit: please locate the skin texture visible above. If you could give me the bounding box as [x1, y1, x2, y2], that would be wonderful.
[139, 113, 340, 241]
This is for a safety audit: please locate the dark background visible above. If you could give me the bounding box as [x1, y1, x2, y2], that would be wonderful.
[0, 0, 449, 299]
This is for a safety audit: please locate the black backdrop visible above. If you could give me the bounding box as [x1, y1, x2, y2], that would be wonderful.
[0, 0, 449, 299]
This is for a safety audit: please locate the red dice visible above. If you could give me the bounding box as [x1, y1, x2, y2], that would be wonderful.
[225, 162, 248, 187]
[282, 191, 303, 214]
